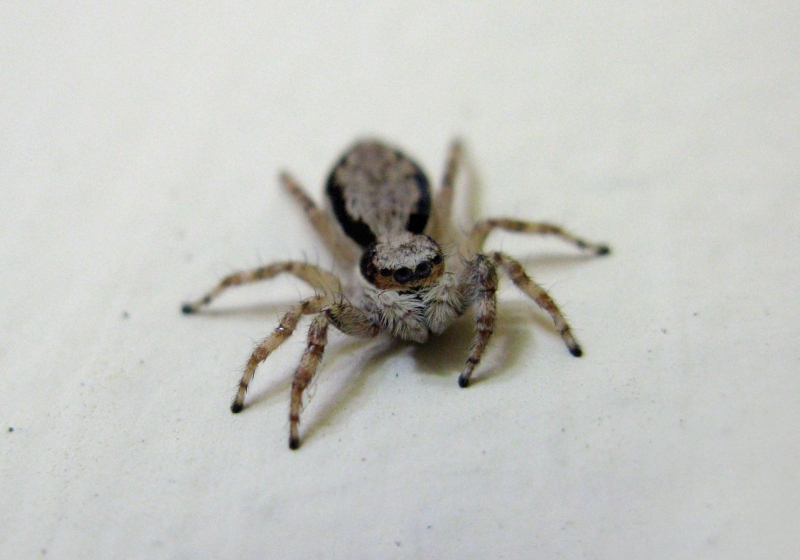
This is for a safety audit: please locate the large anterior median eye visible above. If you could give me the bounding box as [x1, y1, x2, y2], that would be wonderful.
[379, 268, 392, 277]
[415, 261, 432, 278]
[393, 267, 413, 283]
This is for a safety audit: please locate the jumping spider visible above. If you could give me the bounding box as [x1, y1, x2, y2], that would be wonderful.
[182, 139, 610, 449]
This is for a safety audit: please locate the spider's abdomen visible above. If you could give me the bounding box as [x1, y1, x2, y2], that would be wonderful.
[326, 141, 431, 247]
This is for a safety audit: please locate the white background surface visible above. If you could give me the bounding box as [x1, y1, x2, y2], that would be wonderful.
[1, 3, 798, 559]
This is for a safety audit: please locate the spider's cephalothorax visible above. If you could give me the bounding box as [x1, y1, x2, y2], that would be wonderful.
[182, 139, 610, 449]
[359, 233, 445, 291]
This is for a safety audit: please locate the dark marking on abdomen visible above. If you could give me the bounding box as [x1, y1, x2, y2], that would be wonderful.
[325, 142, 432, 247]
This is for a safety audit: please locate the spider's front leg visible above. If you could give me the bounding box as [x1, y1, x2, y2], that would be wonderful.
[289, 302, 379, 449]
[289, 313, 329, 449]
[467, 218, 610, 257]
[231, 294, 327, 413]
[457, 254, 499, 388]
[456, 251, 585, 388]
[181, 261, 340, 314]
[488, 251, 583, 357]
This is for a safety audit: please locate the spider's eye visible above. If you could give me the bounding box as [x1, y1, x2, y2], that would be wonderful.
[393, 267, 413, 283]
[432, 254, 443, 265]
[379, 268, 392, 277]
[414, 261, 432, 278]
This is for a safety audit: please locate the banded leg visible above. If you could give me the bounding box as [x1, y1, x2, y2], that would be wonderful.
[490, 251, 582, 357]
[288, 313, 330, 449]
[281, 172, 359, 264]
[288, 303, 380, 449]
[181, 261, 341, 313]
[231, 295, 327, 413]
[458, 254, 499, 388]
[467, 218, 610, 256]
[426, 139, 463, 241]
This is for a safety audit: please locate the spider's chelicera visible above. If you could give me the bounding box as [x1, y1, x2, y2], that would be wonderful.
[182, 140, 610, 449]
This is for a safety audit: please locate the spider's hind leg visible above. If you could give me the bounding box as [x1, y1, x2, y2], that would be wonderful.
[426, 139, 463, 241]
[281, 172, 359, 265]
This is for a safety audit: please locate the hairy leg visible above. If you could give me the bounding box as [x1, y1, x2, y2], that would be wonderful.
[281, 172, 360, 265]
[288, 314, 329, 449]
[426, 139, 463, 241]
[231, 295, 327, 413]
[457, 254, 498, 388]
[288, 303, 380, 449]
[468, 218, 610, 256]
[490, 251, 583, 357]
[181, 261, 341, 313]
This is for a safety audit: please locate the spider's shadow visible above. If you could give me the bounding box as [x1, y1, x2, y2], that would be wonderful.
[296, 301, 564, 443]
[190, 301, 304, 322]
[228, 333, 398, 444]
[517, 251, 604, 272]
[410, 303, 537, 384]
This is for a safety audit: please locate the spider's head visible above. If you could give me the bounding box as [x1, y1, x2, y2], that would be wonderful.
[359, 232, 445, 291]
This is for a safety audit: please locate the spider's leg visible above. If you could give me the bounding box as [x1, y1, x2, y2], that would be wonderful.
[457, 254, 499, 388]
[181, 261, 340, 314]
[288, 313, 330, 450]
[281, 172, 359, 265]
[288, 303, 379, 449]
[231, 295, 327, 413]
[325, 300, 382, 339]
[489, 251, 582, 357]
[467, 218, 610, 256]
[426, 139, 463, 241]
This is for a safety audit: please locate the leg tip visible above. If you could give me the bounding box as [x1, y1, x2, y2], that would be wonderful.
[289, 436, 300, 450]
[596, 245, 611, 256]
[569, 345, 583, 357]
[230, 402, 243, 413]
[458, 375, 470, 388]
[181, 303, 196, 314]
